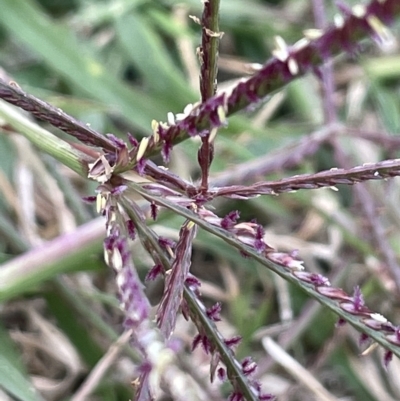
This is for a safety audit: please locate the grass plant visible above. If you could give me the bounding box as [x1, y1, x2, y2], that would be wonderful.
[1, 1, 400, 400]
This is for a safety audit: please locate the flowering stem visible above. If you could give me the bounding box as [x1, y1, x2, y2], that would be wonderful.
[0, 0, 397, 178]
[128, 182, 400, 359]
[120, 195, 260, 400]
[183, 286, 260, 401]
[211, 158, 400, 198]
[123, 0, 400, 170]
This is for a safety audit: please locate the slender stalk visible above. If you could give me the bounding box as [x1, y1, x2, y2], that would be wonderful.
[0, 98, 91, 176]
[198, 0, 221, 190]
[0, 80, 116, 151]
[211, 158, 400, 198]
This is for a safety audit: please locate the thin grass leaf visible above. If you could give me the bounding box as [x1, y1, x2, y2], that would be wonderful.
[0, 0, 172, 132]
[115, 12, 196, 103]
[0, 218, 104, 302]
[0, 323, 45, 401]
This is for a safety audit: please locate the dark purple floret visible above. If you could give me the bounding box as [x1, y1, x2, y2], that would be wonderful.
[352, 286, 365, 311]
[150, 202, 158, 220]
[135, 157, 147, 176]
[103, 236, 115, 252]
[201, 335, 212, 354]
[137, 359, 152, 375]
[336, 317, 347, 327]
[224, 335, 242, 349]
[82, 195, 96, 203]
[293, 271, 331, 286]
[106, 133, 126, 148]
[383, 350, 393, 369]
[127, 132, 139, 148]
[217, 367, 227, 381]
[221, 210, 240, 229]
[185, 275, 201, 297]
[310, 273, 330, 286]
[145, 264, 163, 281]
[241, 356, 257, 376]
[161, 140, 173, 163]
[206, 302, 222, 322]
[192, 334, 202, 351]
[192, 334, 212, 354]
[127, 220, 136, 240]
[111, 185, 127, 195]
[254, 225, 266, 253]
[359, 333, 369, 347]
[185, 275, 201, 288]
[158, 236, 176, 249]
[228, 392, 244, 401]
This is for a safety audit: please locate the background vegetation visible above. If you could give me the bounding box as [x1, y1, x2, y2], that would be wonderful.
[1, 0, 400, 400]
